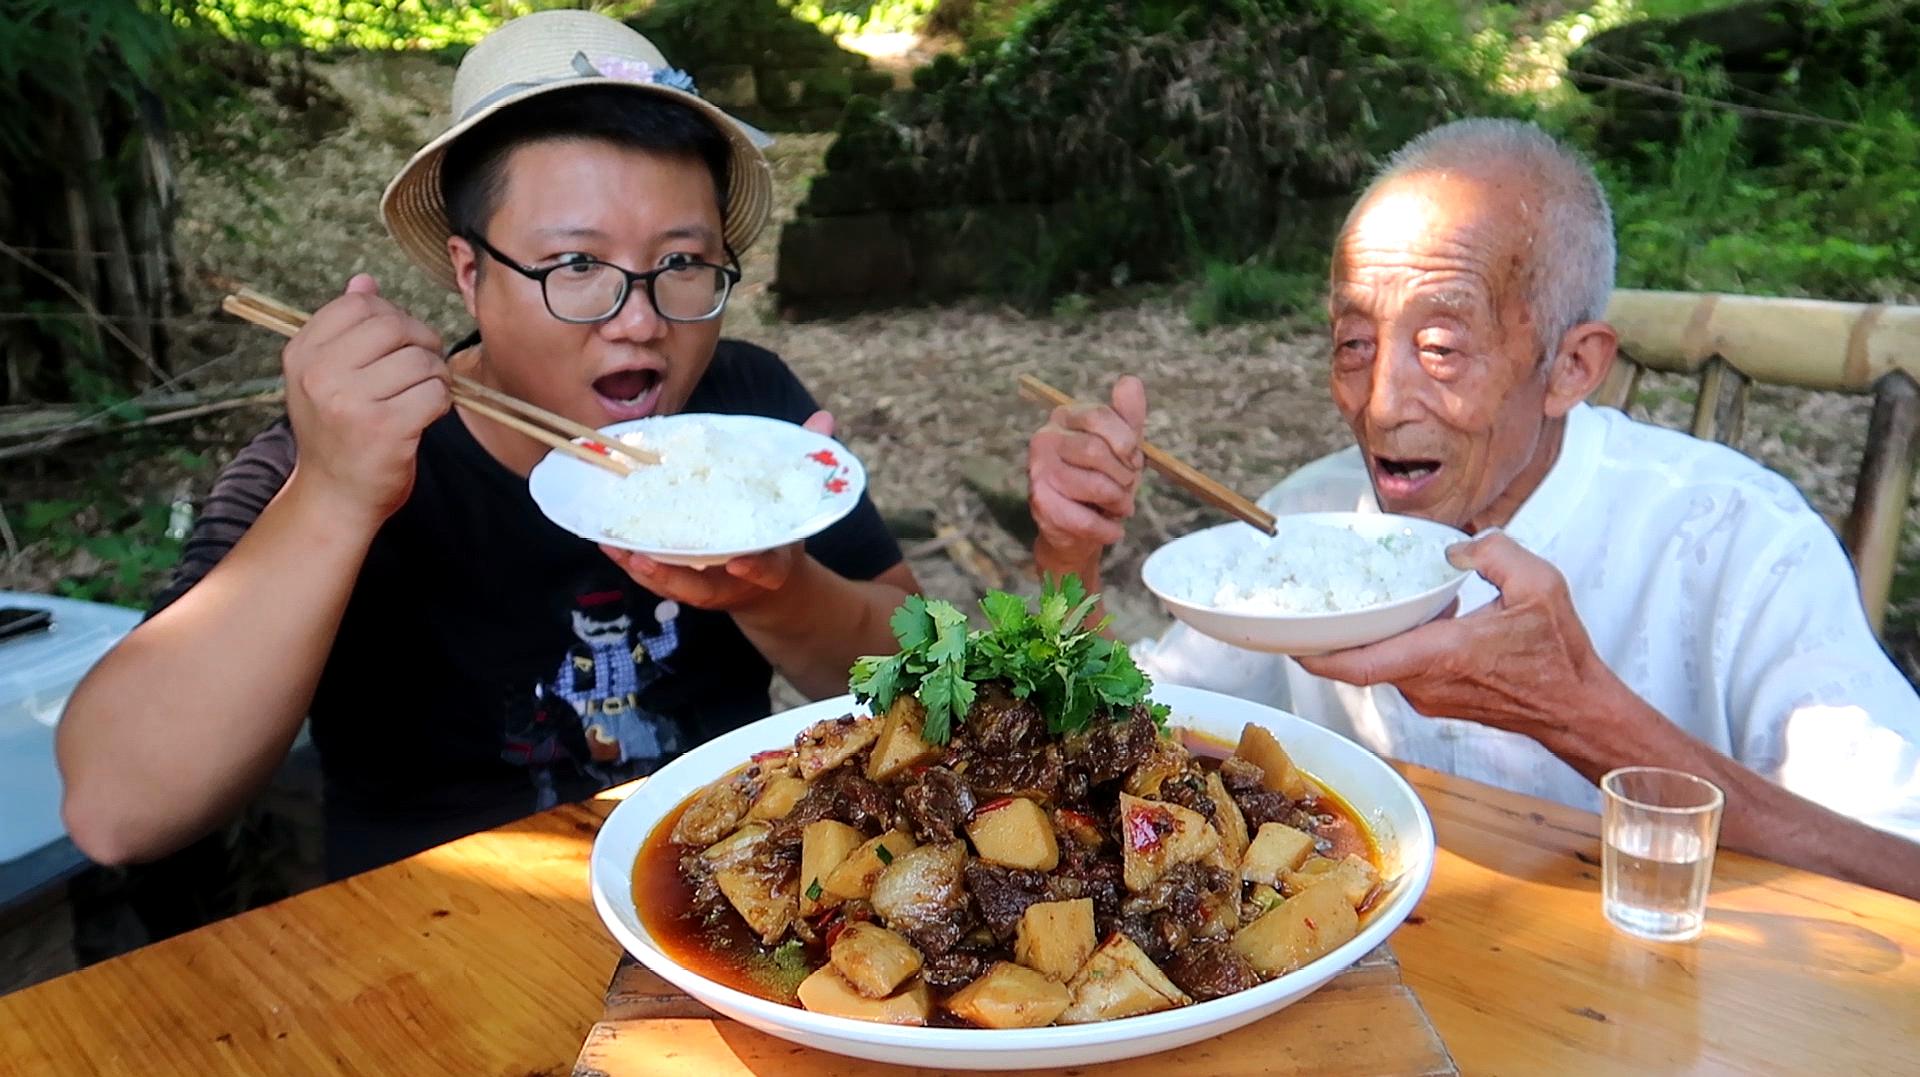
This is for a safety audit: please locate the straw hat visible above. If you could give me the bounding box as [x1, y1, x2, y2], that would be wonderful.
[381, 10, 774, 292]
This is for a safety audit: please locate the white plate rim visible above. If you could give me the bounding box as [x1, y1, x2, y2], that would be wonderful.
[527, 412, 868, 566]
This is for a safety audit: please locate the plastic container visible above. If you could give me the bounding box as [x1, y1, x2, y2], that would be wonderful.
[0, 592, 141, 863]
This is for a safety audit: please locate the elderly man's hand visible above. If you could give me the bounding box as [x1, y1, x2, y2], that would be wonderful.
[1295, 532, 1615, 739]
[1027, 376, 1148, 576]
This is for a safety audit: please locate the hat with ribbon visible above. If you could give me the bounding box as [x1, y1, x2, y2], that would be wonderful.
[380, 10, 774, 292]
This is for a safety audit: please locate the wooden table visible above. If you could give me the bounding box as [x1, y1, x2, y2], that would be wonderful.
[3, 765, 1916, 1076]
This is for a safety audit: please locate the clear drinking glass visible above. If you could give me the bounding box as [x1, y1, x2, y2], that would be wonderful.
[1601, 766, 1724, 942]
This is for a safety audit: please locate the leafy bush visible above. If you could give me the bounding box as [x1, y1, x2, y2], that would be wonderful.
[1578, 22, 1920, 301]
[803, 0, 1508, 299]
[787, 0, 940, 37]
[160, 1, 631, 52]
[1187, 260, 1324, 331]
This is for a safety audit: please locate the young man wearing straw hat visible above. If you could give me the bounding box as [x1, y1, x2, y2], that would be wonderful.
[58, 11, 915, 878]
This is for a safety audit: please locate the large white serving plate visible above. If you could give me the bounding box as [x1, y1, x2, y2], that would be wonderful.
[589, 684, 1436, 1070]
[1142, 513, 1472, 656]
[528, 413, 866, 568]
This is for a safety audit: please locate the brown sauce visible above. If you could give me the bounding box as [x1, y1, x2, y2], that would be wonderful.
[632, 727, 1385, 1009]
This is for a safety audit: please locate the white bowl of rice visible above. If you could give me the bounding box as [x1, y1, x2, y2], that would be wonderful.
[1141, 512, 1471, 655]
[528, 413, 866, 568]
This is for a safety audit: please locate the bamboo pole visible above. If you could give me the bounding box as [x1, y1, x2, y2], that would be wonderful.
[1605, 290, 1920, 393]
[1844, 372, 1920, 635]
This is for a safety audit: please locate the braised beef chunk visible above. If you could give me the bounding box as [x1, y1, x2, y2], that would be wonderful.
[1049, 844, 1126, 920]
[1110, 914, 1162, 960]
[1232, 787, 1297, 832]
[1165, 941, 1262, 1001]
[1158, 769, 1216, 823]
[899, 766, 976, 843]
[962, 744, 1068, 804]
[1219, 755, 1266, 792]
[871, 841, 973, 957]
[679, 851, 729, 926]
[958, 684, 1046, 755]
[768, 767, 893, 851]
[1123, 862, 1238, 945]
[921, 950, 991, 992]
[965, 861, 1051, 940]
[1150, 910, 1192, 956]
[1071, 713, 1161, 785]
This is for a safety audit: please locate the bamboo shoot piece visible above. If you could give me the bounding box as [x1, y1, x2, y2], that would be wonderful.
[945, 962, 1071, 1028]
[1241, 822, 1316, 886]
[1232, 880, 1358, 975]
[747, 775, 809, 821]
[795, 967, 932, 1025]
[1014, 898, 1096, 981]
[1118, 793, 1221, 892]
[967, 797, 1060, 871]
[830, 922, 924, 998]
[800, 820, 863, 916]
[867, 695, 943, 781]
[1234, 722, 1314, 800]
[1059, 934, 1192, 1024]
[822, 828, 918, 901]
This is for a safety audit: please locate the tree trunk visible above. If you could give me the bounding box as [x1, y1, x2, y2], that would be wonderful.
[68, 53, 158, 391]
[64, 161, 108, 363]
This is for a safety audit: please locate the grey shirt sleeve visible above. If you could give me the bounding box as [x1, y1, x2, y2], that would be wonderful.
[146, 418, 296, 618]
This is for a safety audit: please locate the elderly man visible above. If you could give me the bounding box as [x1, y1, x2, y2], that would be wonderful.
[1028, 118, 1920, 898]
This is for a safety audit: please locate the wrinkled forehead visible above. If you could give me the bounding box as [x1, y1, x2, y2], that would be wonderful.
[1333, 168, 1538, 313]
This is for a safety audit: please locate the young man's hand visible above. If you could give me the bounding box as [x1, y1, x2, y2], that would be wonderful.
[282, 274, 450, 529]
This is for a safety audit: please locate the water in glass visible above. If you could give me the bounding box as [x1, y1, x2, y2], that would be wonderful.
[1603, 819, 1712, 941]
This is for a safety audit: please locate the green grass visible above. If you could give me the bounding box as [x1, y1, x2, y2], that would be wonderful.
[1187, 261, 1325, 332]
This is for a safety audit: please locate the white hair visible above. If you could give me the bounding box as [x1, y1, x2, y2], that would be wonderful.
[1354, 118, 1616, 358]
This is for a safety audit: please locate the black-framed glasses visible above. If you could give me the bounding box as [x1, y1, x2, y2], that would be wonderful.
[465, 232, 741, 324]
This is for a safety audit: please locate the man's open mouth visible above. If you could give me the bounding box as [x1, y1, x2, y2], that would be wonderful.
[592, 368, 664, 421]
[594, 369, 660, 405]
[1372, 454, 1444, 505]
[1374, 455, 1441, 482]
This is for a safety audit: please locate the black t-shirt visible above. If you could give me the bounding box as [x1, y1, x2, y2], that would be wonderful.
[150, 341, 900, 878]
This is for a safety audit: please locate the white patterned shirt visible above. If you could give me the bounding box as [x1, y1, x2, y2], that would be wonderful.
[1137, 403, 1920, 839]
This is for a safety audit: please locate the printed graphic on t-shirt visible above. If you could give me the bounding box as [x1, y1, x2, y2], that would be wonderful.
[501, 589, 683, 787]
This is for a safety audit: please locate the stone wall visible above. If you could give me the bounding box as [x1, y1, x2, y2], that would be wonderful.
[630, 0, 896, 132]
[776, 196, 1356, 314]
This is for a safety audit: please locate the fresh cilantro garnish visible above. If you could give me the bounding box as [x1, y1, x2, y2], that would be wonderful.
[848, 574, 1165, 745]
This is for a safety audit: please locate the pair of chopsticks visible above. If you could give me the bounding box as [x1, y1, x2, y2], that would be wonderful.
[1017, 373, 1278, 536]
[221, 289, 658, 475]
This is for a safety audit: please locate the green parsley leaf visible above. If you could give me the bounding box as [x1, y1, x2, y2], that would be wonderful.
[926, 600, 970, 665]
[981, 591, 1026, 634]
[848, 575, 1159, 746]
[918, 660, 976, 745]
[848, 652, 906, 711]
[890, 594, 936, 651]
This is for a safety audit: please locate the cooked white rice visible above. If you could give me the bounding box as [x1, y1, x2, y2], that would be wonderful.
[1171, 519, 1454, 614]
[600, 420, 827, 550]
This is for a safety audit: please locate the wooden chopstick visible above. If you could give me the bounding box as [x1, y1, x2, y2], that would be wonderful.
[451, 395, 633, 475]
[220, 290, 660, 472]
[1017, 373, 1278, 536]
[444, 374, 657, 465]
